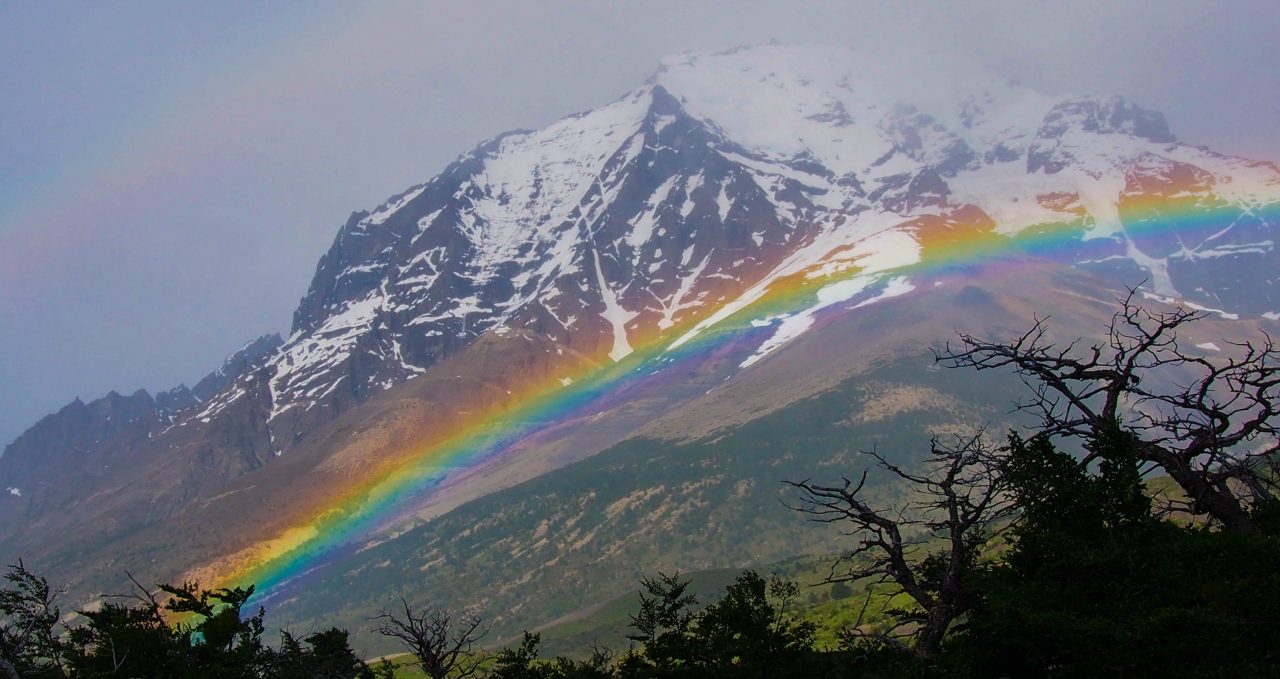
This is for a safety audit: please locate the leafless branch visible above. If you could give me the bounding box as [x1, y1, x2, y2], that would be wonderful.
[785, 432, 1010, 657]
[936, 287, 1279, 533]
[372, 600, 488, 679]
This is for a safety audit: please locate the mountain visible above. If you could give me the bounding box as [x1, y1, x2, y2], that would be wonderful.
[176, 45, 1280, 457]
[2, 44, 1278, 642]
[0, 334, 281, 513]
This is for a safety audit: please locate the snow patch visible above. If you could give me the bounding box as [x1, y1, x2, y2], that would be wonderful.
[592, 248, 637, 361]
[657, 254, 712, 330]
[653, 114, 677, 134]
[1141, 291, 1240, 321]
[1184, 301, 1239, 321]
[362, 185, 427, 228]
[716, 182, 733, 222]
[740, 276, 913, 368]
[671, 214, 919, 350]
[851, 277, 916, 309]
[628, 175, 679, 248]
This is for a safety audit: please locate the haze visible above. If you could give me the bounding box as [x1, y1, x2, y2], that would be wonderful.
[2, 0, 1278, 447]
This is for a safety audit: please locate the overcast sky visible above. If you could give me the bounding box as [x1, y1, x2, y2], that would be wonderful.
[2, 0, 1278, 446]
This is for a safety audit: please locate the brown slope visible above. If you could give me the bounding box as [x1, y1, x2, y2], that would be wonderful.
[0, 327, 597, 601]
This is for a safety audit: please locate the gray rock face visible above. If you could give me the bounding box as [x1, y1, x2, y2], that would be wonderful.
[1028, 96, 1176, 174]
[151, 334, 284, 415]
[0, 333, 282, 528]
[1047, 96, 1174, 142]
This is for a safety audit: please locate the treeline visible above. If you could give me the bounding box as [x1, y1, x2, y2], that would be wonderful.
[4, 293, 1280, 677]
[0, 569, 388, 679]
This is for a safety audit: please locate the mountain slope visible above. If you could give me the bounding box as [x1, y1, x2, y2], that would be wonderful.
[249, 264, 1275, 652]
[0, 334, 281, 522]
[2, 45, 1278, 628]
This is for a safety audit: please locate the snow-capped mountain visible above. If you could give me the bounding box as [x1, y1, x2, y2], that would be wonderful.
[2, 45, 1278, 607]
[176, 45, 1280, 458]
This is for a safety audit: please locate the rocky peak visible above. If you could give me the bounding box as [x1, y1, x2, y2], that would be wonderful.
[182, 45, 1280, 457]
[1039, 96, 1174, 144]
[192, 334, 284, 400]
[0, 388, 157, 501]
[1028, 95, 1176, 174]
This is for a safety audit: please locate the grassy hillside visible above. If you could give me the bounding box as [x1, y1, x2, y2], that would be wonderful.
[264, 352, 1028, 654]
[530, 554, 920, 658]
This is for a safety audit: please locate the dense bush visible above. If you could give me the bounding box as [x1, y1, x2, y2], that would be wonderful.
[0, 572, 384, 679]
[950, 431, 1280, 677]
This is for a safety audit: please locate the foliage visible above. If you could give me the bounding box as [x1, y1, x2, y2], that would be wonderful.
[692, 572, 817, 676]
[0, 560, 64, 679]
[488, 632, 613, 679]
[950, 429, 1280, 677]
[620, 572, 698, 671]
[63, 578, 275, 678]
[1, 567, 375, 679]
[269, 628, 385, 679]
[490, 570, 825, 678]
[612, 570, 821, 678]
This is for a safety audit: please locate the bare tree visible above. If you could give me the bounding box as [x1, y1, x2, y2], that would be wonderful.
[785, 433, 1010, 658]
[936, 289, 1279, 534]
[372, 600, 487, 679]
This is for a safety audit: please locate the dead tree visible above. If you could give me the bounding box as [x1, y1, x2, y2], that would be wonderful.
[785, 433, 1010, 658]
[372, 600, 487, 679]
[936, 288, 1279, 534]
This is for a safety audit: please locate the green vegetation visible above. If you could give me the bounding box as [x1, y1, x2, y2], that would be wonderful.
[514, 558, 924, 658]
[278, 352, 1024, 652]
[949, 431, 1280, 676]
[0, 568, 392, 678]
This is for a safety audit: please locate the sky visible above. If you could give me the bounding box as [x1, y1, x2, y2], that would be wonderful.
[2, 0, 1279, 447]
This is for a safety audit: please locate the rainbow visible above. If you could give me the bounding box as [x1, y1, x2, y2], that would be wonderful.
[7, 9, 1275, 612]
[213, 194, 1280, 605]
[0, 3, 384, 292]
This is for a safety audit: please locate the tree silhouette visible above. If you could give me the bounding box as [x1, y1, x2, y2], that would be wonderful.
[622, 571, 698, 672]
[693, 571, 816, 677]
[954, 428, 1280, 676]
[372, 600, 487, 679]
[65, 574, 269, 678]
[937, 289, 1280, 534]
[270, 627, 381, 679]
[489, 632, 614, 679]
[0, 561, 64, 679]
[786, 433, 1009, 658]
